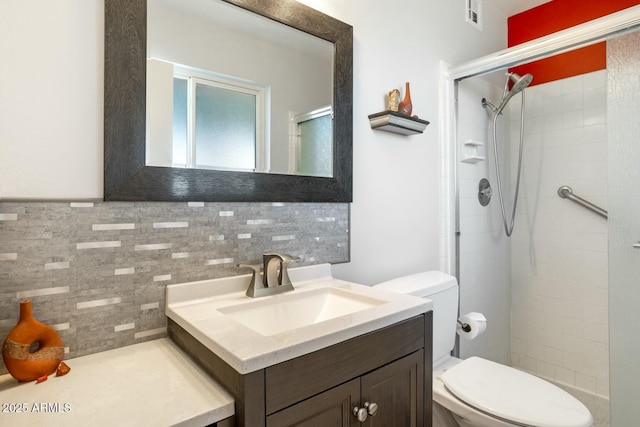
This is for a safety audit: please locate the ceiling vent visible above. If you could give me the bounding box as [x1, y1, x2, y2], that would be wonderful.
[466, 0, 483, 31]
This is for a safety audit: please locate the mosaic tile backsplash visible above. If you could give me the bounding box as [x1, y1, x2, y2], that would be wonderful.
[0, 201, 349, 375]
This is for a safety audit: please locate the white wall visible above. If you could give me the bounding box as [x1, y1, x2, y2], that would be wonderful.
[0, 0, 507, 285]
[299, 0, 508, 284]
[456, 76, 512, 364]
[0, 1, 103, 200]
[146, 59, 175, 167]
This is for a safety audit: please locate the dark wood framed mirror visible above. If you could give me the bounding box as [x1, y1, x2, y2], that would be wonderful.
[104, 0, 352, 202]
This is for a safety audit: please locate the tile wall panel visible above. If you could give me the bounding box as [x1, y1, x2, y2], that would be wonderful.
[509, 70, 609, 397]
[457, 70, 609, 399]
[0, 201, 349, 375]
[457, 76, 512, 365]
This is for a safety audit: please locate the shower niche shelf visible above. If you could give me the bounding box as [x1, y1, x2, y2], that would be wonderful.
[368, 110, 429, 135]
[460, 140, 486, 163]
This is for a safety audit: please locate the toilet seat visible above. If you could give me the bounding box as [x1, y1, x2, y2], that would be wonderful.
[439, 357, 593, 427]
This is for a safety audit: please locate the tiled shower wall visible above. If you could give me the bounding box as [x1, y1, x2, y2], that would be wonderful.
[0, 201, 349, 375]
[509, 70, 609, 397]
[456, 77, 512, 364]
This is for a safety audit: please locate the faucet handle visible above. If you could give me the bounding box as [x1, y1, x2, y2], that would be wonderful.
[237, 263, 261, 272]
[279, 254, 299, 287]
[237, 263, 263, 297]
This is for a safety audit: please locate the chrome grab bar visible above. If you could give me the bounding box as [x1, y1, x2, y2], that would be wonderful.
[557, 186, 608, 219]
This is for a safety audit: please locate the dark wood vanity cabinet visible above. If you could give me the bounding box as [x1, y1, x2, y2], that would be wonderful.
[267, 350, 423, 427]
[266, 377, 360, 426]
[168, 312, 433, 427]
[360, 350, 424, 427]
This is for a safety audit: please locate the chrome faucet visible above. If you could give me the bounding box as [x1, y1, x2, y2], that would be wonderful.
[263, 253, 283, 288]
[238, 253, 298, 298]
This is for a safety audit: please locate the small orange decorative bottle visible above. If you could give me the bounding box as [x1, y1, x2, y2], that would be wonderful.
[2, 300, 65, 382]
[398, 82, 413, 116]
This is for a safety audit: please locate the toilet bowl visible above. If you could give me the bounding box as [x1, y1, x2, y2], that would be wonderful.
[374, 271, 593, 427]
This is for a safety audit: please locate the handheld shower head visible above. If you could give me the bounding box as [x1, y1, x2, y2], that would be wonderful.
[508, 72, 533, 95]
[496, 72, 533, 114]
[480, 72, 532, 237]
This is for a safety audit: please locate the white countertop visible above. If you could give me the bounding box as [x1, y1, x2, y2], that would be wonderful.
[166, 264, 432, 374]
[0, 338, 234, 427]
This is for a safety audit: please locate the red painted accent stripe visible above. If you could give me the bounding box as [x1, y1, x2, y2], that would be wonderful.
[507, 0, 640, 85]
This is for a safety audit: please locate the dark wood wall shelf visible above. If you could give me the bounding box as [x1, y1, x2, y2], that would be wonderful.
[368, 110, 429, 135]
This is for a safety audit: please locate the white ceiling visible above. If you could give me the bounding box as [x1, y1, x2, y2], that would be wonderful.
[484, 0, 552, 18]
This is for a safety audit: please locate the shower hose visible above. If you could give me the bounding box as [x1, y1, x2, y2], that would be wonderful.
[492, 92, 526, 237]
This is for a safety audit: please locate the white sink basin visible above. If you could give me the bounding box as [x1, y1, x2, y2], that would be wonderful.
[166, 263, 432, 373]
[218, 287, 386, 336]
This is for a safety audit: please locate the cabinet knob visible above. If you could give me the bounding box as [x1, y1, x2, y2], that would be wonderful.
[353, 406, 368, 422]
[365, 401, 379, 417]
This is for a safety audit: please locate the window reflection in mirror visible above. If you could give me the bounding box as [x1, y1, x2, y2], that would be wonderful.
[292, 107, 333, 177]
[146, 0, 334, 177]
[148, 62, 266, 172]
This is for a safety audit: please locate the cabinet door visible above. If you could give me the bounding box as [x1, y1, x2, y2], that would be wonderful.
[361, 350, 424, 427]
[266, 378, 360, 427]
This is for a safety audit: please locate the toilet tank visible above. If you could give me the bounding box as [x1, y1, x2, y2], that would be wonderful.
[375, 271, 458, 364]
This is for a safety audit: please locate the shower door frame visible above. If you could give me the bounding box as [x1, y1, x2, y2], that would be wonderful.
[439, 1, 640, 400]
[440, 4, 640, 276]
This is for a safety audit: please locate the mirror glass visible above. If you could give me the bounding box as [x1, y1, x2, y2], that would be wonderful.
[146, 0, 334, 177]
[104, 0, 352, 202]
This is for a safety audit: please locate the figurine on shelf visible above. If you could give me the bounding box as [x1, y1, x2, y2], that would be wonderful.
[398, 82, 413, 116]
[388, 89, 400, 111]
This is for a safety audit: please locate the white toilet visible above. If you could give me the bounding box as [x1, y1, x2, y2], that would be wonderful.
[375, 271, 593, 427]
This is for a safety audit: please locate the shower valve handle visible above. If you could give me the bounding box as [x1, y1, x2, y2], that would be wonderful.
[480, 187, 492, 197]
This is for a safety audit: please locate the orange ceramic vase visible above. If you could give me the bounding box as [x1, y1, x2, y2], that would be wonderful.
[398, 82, 413, 116]
[2, 300, 64, 382]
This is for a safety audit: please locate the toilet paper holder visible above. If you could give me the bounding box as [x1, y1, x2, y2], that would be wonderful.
[457, 312, 487, 340]
[457, 319, 472, 333]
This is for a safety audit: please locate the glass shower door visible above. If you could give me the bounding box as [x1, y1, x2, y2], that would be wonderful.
[607, 27, 640, 426]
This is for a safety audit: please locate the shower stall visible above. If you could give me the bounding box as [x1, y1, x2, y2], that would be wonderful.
[440, 6, 640, 427]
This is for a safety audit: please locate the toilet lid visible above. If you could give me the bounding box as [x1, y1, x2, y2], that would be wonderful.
[440, 357, 593, 427]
